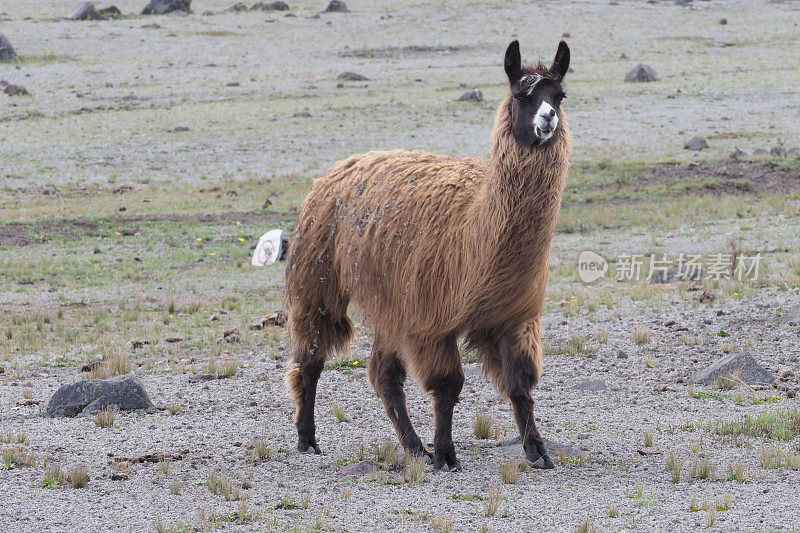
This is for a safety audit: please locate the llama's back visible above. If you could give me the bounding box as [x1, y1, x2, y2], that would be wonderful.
[286, 149, 487, 346]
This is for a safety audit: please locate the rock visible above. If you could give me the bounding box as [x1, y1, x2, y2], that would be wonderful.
[458, 88, 483, 102]
[250, 310, 288, 330]
[0, 33, 17, 62]
[1, 80, 28, 96]
[324, 0, 349, 12]
[619, 52, 628, 59]
[46, 375, 154, 417]
[188, 374, 216, 383]
[770, 146, 786, 157]
[649, 266, 703, 284]
[576, 379, 607, 392]
[684, 136, 708, 151]
[97, 6, 123, 19]
[562, 32, 571, 38]
[219, 328, 241, 344]
[227, 2, 249, 11]
[753, 148, 768, 155]
[625, 63, 658, 82]
[141, 23, 161, 28]
[729, 146, 748, 159]
[251, 1, 289, 10]
[787, 148, 799, 157]
[69, 2, 100, 20]
[691, 353, 775, 386]
[293, 111, 311, 118]
[693, 289, 715, 305]
[131, 339, 152, 349]
[337, 71, 368, 81]
[718, 18, 727, 25]
[142, 0, 191, 15]
[617, 350, 628, 359]
[337, 460, 376, 477]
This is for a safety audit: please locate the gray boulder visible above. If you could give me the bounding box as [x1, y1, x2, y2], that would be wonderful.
[0, 34, 18, 62]
[337, 71, 368, 81]
[69, 2, 100, 20]
[251, 1, 289, 10]
[142, 0, 191, 15]
[625, 63, 658, 82]
[458, 88, 483, 102]
[46, 374, 154, 417]
[324, 0, 349, 12]
[690, 352, 775, 386]
[685, 136, 708, 151]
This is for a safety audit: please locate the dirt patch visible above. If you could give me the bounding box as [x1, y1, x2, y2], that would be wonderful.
[649, 160, 800, 195]
[0, 211, 285, 247]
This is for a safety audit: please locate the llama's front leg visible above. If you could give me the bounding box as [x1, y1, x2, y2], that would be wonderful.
[368, 348, 431, 460]
[419, 337, 464, 472]
[491, 325, 554, 469]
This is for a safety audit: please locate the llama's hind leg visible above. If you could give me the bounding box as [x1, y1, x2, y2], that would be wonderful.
[285, 305, 353, 455]
[485, 323, 553, 469]
[415, 335, 464, 472]
[367, 344, 431, 461]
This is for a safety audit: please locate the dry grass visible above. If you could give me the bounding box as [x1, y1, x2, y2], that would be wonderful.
[690, 458, 715, 480]
[633, 328, 651, 345]
[207, 470, 244, 501]
[607, 504, 619, 518]
[375, 440, 401, 470]
[726, 461, 745, 481]
[499, 460, 521, 484]
[42, 463, 61, 489]
[402, 454, 425, 485]
[2, 446, 36, 469]
[667, 451, 683, 483]
[576, 515, 597, 533]
[332, 404, 350, 423]
[0, 430, 26, 444]
[250, 437, 273, 463]
[92, 406, 117, 428]
[644, 431, 654, 448]
[484, 486, 502, 517]
[169, 479, 183, 495]
[432, 514, 454, 533]
[474, 412, 494, 439]
[66, 464, 89, 488]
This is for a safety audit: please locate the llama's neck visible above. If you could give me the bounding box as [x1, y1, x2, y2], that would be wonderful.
[480, 97, 571, 254]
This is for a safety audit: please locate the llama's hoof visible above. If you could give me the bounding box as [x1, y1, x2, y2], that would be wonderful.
[297, 441, 322, 455]
[527, 454, 555, 469]
[434, 458, 462, 472]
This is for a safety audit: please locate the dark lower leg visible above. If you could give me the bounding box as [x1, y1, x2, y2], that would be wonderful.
[427, 369, 464, 472]
[375, 353, 429, 457]
[295, 358, 324, 454]
[510, 391, 553, 469]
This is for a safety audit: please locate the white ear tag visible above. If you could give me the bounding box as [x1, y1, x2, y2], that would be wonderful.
[251, 229, 284, 266]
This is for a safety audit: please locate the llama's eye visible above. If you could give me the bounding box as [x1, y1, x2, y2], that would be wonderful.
[555, 93, 566, 104]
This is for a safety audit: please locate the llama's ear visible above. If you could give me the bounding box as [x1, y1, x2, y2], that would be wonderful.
[504, 40, 523, 85]
[550, 40, 570, 81]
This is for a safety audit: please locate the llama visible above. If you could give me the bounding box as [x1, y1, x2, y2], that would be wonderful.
[285, 40, 571, 471]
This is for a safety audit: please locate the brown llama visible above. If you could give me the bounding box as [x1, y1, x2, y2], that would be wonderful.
[285, 40, 571, 471]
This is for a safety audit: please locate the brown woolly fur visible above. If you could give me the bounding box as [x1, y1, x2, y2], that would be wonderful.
[285, 40, 571, 470]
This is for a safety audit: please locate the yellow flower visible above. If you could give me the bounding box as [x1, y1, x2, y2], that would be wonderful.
[169, 315, 174, 318]
[238, 238, 245, 242]
[353, 361, 358, 365]
[209, 252, 216, 256]
[734, 292, 739, 296]
[196, 237, 203, 242]
[236, 222, 241, 226]
[115, 232, 121, 236]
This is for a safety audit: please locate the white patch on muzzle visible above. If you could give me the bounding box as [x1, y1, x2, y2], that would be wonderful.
[533, 101, 558, 141]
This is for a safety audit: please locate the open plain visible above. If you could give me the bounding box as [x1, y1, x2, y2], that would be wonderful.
[2, 0, 800, 531]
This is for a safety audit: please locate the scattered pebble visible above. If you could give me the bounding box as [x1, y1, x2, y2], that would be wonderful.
[458, 88, 483, 102]
[624, 63, 658, 82]
[337, 71, 368, 81]
[684, 136, 708, 151]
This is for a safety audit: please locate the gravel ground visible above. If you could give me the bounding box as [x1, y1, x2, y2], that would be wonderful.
[2, 1, 800, 532]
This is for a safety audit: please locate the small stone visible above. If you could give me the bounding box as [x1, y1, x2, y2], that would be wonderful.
[684, 136, 708, 151]
[576, 433, 589, 440]
[251, 1, 289, 10]
[619, 52, 628, 59]
[617, 350, 628, 359]
[753, 148, 768, 155]
[337, 460, 375, 476]
[337, 71, 368, 81]
[718, 18, 727, 25]
[691, 352, 776, 386]
[324, 0, 349, 13]
[227, 2, 249, 11]
[97, 6, 122, 19]
[219, 328, 241, 344]
[694, 289, 715, 305]
[625, 63, 658, 82]
[142, 0, 191, 15]
[0, 33, 18, 62]
[69, 2, 100, 20]
[1, 80, 28, 96]
[729, 146, 747, 159]
[293, 111, 311, 118]
[141, 23, 161, 28]
[770, 146, 786, 157]
[458, 88, 483, 102]
[561, 32, 571, 38]
[576, 379, 607, 392]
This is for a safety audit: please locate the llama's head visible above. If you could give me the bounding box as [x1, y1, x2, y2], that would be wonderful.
[504, 40, 570, 147]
